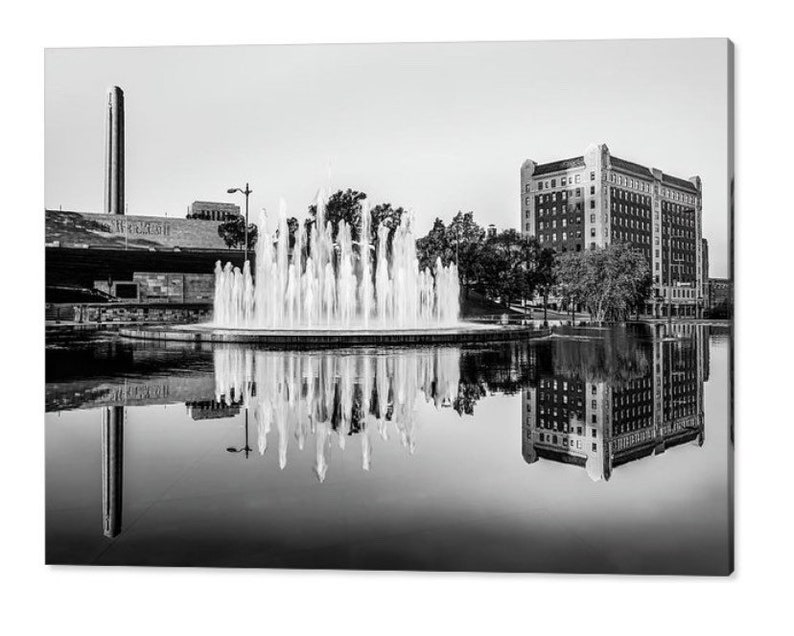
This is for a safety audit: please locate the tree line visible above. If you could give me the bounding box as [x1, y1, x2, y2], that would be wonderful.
[218, 187, 653, 323]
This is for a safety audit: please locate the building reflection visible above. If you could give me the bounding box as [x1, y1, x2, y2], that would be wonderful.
[521, 323, 708, 481]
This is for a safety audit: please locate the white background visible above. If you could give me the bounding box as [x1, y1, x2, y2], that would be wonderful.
[1, 1, 791, 634]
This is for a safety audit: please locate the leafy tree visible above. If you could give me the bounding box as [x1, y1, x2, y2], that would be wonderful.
[370, 202, 405, 253]
[629, 270, 654, 320]
[416, 217, 454, 272]
[307, 190, 406, 251]
[555, 250, 589, 322]
[534, 246, 557, 324]
[218, 216, 259, 250]
[447, 211, 486, 296]
[307, 188, 366, 240]
[370, 202, 405, 237]
[555, 243, 651, 323]
[477, 229, 528, 308]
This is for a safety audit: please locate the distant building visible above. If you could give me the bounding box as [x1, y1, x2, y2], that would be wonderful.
[702, 238, 710, 300]
[487, 224, 497, 238]
[706, 277, 733, 313]
[45, 208, 243, 305]
[520, 144, 704, 318]
[187, 201, 241, 222]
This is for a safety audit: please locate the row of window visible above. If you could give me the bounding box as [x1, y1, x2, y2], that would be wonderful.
[613, 216, 651, 232]
[532, 188, 585, 204]
[609, 173, 650, 192]
[537, 431, 599, 453]
[611, 187, 651, 206]
[538, 217, 583, 230]
[609, 173, 699, 206]
[530, 171, 598, 193]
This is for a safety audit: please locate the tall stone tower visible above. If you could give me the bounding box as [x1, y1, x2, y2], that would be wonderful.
[104, 86, 125, 215]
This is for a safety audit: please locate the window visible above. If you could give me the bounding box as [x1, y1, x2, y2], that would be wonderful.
[591, 429, 597, 438]
[590, 213, 595, 223]
[590, 171, 595, 181]
[590, 228, 596, 237]
[590, 185, 595, 195]
[592, 443, 597, 452]
[575, 174, 581, 184]
[538, 182, 543, 191]
[590, 200, 595, 209]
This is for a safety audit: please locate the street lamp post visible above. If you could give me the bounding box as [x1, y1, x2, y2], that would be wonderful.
[227, 183, 253, 262]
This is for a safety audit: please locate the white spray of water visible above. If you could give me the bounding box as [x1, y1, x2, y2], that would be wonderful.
[213, 192, 460, 329]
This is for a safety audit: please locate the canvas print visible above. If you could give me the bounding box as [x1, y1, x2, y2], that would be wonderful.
[45, 39, 733, 574]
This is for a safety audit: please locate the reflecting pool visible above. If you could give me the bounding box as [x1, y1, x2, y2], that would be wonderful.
[45, 324, 732, 574]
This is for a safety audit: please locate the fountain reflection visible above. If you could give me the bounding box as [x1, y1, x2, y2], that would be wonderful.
[212, 347, 462, 480]
[522, 323, 708, 481]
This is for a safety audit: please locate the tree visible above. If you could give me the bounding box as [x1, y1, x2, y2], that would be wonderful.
[370, 202, 405, 238]
[629, 270, 654, 320]
[307, 189, 406, 250]
[307, 188, 366, 240]
[477, 229, 528, 308]
[447, 211, 486, 297]
[555, 250, 589, 323]
[555, 243, 651, 324]
[218, 216, 259, 250]
[416, 217, 454, 272]
[534, 246, 557, 324]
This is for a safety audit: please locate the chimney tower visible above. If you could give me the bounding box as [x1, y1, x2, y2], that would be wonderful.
[104, 86, 125, 215]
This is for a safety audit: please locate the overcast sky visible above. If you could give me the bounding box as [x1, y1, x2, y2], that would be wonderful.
[45, 39, 730, 276]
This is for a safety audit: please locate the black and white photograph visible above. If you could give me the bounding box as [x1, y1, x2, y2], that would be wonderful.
[42, 38, 734, 575]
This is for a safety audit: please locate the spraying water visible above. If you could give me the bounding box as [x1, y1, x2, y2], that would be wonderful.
[213, 192, 460, 330]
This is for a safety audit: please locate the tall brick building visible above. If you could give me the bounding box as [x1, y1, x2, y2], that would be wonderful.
[520, 144, 704, 317]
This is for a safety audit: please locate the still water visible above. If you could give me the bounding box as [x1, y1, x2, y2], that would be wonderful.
[45, 324, 732, 574]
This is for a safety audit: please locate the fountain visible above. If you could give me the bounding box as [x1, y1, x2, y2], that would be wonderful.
[212, 195, 460, 330]
[120, 190, 549, 345]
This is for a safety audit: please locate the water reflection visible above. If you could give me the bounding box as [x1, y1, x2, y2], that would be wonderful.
[523, 323, 708, 481]
[213, 347, 463, 480]
[48, 324, 714, 548]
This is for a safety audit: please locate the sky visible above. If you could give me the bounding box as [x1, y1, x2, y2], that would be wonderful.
[44, 39, 731, 276]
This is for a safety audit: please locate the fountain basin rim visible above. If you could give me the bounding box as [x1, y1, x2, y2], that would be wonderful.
[118, 323, 551, 346]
